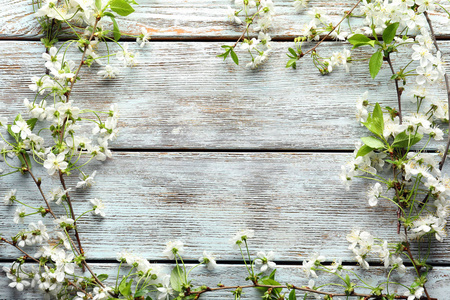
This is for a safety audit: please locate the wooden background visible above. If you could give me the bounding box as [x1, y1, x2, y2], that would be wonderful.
[1, 0, 450, 298]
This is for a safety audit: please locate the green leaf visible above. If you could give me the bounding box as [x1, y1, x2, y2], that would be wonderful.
[97, 274, 108, 281]
[289, 289, 297, 300]
[382, 22, 399, 44]
[135, 289, 150, 297]
[347, 34, 376, 48]
[362, 103, 384, 138]
[361, 136, 385, 149]
[95, 0, 102, 10]
[26, 118, 38, 131]
[217, 47, 231, 61]
[170, 265, 184, 292]
[369, 51, 383, 79]
[392, 131, 423, 148]
[109, 0, 135, 16]
[145, 297, 153, 300]
[230, 49, 239, 65]
[119, 278, 132, 297]
[7, 124, 18, 141]
[108, 15, 121, 41]
[288, 47, 297, 57]
[344, 274, 351, 286]
[18, 152, 32, 170]
[356, 144, 374, 158]
[286, 58, 297, 69]
[268, 269, 276, 280]
[257, 278, 282, 294]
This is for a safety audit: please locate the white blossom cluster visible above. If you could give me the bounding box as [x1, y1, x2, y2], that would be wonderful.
[226, 0, 274, 68]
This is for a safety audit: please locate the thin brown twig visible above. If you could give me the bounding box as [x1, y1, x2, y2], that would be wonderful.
[386, 54, 403, 124]
[232, 7, 262, 49]
[423, 11, 450, 171]
[0, 238, 40, 263]
[302, 0, 362, 57]
[404, 245, 431, 300]
[21, 155, 105, 287]
[21, 153, 56, 219]
[59, 170, 84, 256]
[59, 16, 100, 143]
[55, 16, 101, 265]
[186, 282, 437, 299]
[1, 238, 93, 298]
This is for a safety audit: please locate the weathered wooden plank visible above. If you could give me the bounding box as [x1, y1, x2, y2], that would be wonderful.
[0, 41, 448, 150]
[1, 263, 450, 299]
[1, 0, 450, 39]
[1, 152, 449, 262]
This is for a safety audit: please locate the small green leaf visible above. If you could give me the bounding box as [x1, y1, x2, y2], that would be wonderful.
[288, 47, 297, 57]
[362, 103, 384, 138]
[382, 22, 400, 44]
[119, 278, 132, 297]
[109, 15, 121, 41]
[109, 0, 135, 16]
[145, 297, 153, 300]
[286, 58, 297, 69]
[170, 265, 184, 292]
[257, 278, 282, 294]
[356, 144, 375, 157]
[230, 49, 239, 65]
[268, 269, 276, 280]
[18, 152, 32, 170]
[95, 0, 102, 10]
[97, 274, 108, 281]
[135, 289, 150, 297]
[7, 124, 18, 141]
[289, 289, 297, 300]
[347, 34, 376, 48]
[344, 274, 351, 286]
[369, 51, 383, 79]
[361, 136, 385, 149]
[26, 118, 38, 131]
[392, 131, 423, 148]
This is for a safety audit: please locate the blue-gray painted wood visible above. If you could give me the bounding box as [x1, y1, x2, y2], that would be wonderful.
[1, 0, 449, 39]
[0, 41, 448, 150]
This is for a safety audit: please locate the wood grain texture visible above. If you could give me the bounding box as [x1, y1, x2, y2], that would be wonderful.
[1, 263, 450, 299]
[1, 152, 450, 262]
[1, 0, 450, 39]
[0, 41, 448, 150]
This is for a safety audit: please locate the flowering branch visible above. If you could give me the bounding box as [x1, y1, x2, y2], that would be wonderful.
[423, 11, 450, 170]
